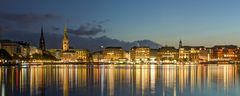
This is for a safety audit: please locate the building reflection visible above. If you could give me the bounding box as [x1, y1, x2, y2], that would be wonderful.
[107, 65, 114, 96]
[0, 64, 239, 96]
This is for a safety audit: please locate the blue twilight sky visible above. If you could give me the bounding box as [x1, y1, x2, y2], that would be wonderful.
[1, 0, 240, 47]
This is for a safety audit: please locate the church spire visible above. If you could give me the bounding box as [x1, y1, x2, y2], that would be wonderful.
[39, 26, 46, 51]
[63, 24, 69, 51]
[179, 40, 182, 48]
[63, 24, 68, 40]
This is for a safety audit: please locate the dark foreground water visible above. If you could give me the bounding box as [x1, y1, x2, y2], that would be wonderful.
[0, 64, 240, 96]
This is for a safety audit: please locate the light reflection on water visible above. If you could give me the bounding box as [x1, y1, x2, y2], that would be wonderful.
[0, 64, 240, 96]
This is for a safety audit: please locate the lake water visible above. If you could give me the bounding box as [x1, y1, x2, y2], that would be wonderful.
[0, 64, 240, 96]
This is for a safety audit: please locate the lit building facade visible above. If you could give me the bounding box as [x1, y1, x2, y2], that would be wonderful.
[0, 40, 30, 57]
[29, 46, 42, 55]
[75, 49, 89, 62]
[150, 49, 158, 63]
[179, 46, 206, 62]
[198, 48, 211, 62]
[103, 47, 124, 62]
[158, 46, 178, 63]
[57, 49, 90, 62]
[48, 49, 62, 60]
[92, 51, 103, 62]
[123, 51, 130, 61]
[61, 51, 76, 61]
[60, 49, 89, 62]
[211, 45, 238, 61]
[130, 46, 150, 63]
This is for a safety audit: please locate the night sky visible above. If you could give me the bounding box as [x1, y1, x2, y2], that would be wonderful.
[1, 0, 240, 48]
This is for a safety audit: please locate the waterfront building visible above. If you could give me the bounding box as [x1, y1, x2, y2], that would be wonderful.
[211, 45, 238, 61]
[61, 50, 77, 61]
[17, 41, 30, 58]
[92, 51, 103, 62]
[0, 40, 30, 58]
[0, 40, 20, 56]
[179, 46, 205, 62]
[123, 51, 130, 61]
[103, 47, 124, 63]
[178, 40, 207, 62]
[198, 48, 211, 62]
[48, 25, 90, 62]
[158, 46, 178, 63]
[48, 49, 62, 60]
[130, 46, 150, 63]
[39, 26, 46, 51]
[49, 49, 89, 62]
[150, 49, 158, 63]
[74, 49, 89, 62]
[29, 46, 42, 55]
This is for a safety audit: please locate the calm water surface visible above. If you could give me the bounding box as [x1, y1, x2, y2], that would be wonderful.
[0, 64, 240, 96]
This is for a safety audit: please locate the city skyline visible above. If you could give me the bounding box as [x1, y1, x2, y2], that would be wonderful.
[1, 1, 240, 96]
[1, 0, 240, 48]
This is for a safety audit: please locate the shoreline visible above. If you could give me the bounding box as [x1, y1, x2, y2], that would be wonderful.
[1, 62, 239, 66]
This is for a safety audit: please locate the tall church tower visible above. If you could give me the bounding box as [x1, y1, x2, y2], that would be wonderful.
[63, 24, 69, 51]
[179, 40, 182, 48]
[39, 26, 46, 51]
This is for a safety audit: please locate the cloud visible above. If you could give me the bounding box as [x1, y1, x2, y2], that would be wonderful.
[68, 23, 106, 36]
[0, 11, 62, 34]
[0, 11, 61, 26]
